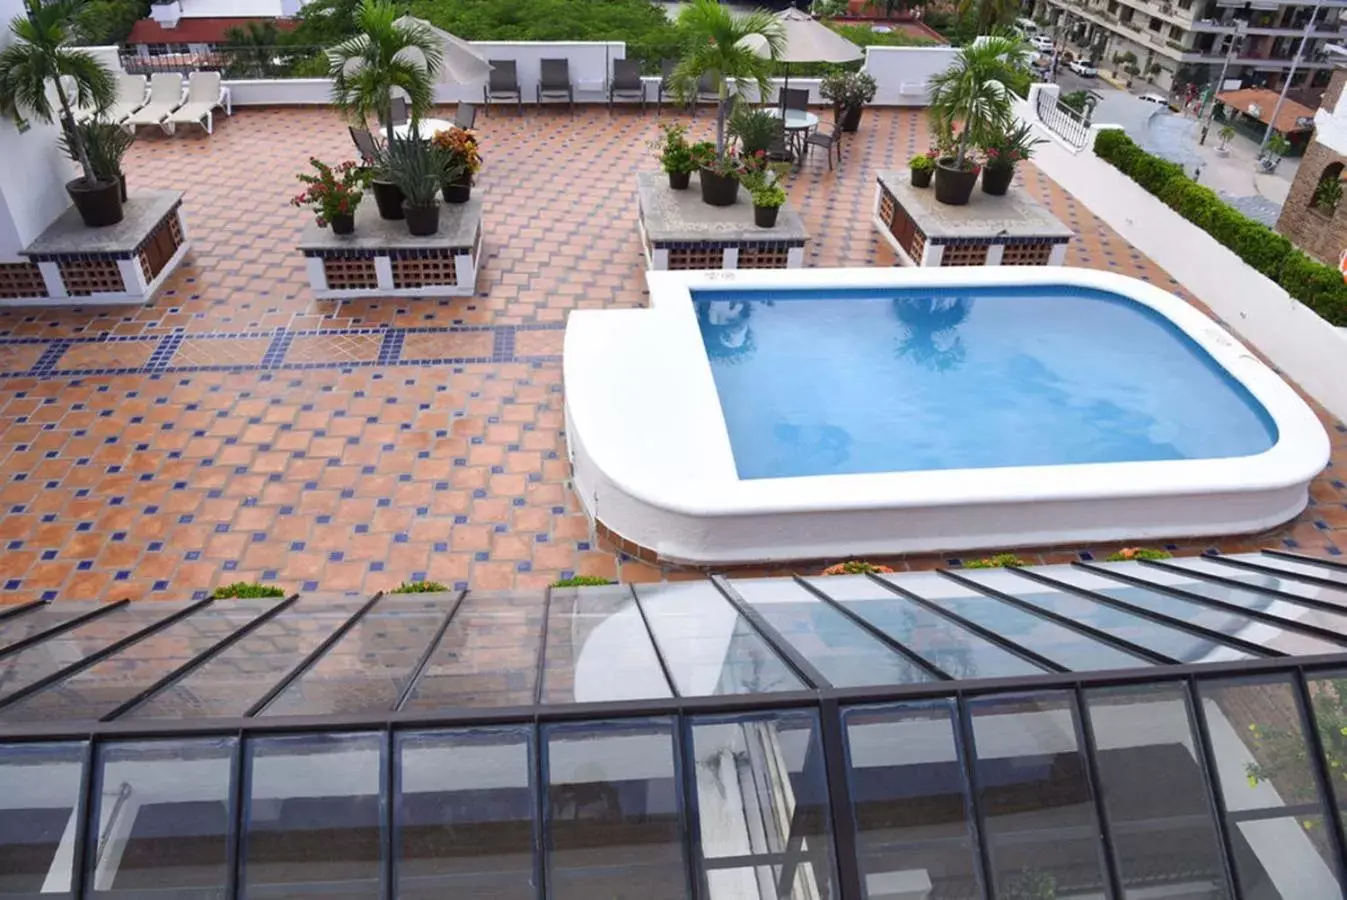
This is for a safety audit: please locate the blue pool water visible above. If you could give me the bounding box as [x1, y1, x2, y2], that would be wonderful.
[692, 286, 1277, 480]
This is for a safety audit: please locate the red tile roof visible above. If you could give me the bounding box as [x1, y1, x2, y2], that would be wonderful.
[1215, 88, 1317, 134]
[128, 16, 295, 46]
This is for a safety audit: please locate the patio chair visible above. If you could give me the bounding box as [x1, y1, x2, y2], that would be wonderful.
[103, 73, 149, 124]
[766, 119, 792, 164]
[656, 59, 681, 113]
[803, 121, 842, 170]
[537, 58, 574, 112]
[484, 60, 522, 116]
[124, 73, 185, 135]
[781, 87, 810, 113]
[61, 75, 97, 123]
[165, 70, 227, 135]
[693, 72, 719, 118]
[349, 126, 379, 162]
[608, 58, 644, 111]
[452, 102, 478, 130]
[389, 96, 409, 127]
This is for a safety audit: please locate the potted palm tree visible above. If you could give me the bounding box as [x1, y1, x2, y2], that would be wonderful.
[0, 0, 119, 227]
[328, 0, 442, 221]
[672, 0, 784, 207]
[927, 35, 1018, 206]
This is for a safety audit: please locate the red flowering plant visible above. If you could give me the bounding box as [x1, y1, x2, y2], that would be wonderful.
[978, 122, 1043, 172]
[290, 158, 370, 227]
[431, 127, 483, 181]
[690, 141, 756, 179]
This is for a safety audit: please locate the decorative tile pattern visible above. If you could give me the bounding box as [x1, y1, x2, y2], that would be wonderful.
[0, 105, 1339, 605]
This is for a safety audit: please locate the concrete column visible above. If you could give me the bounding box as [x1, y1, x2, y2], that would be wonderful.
[652, 247, 669, 269]
[37, 259, 65, 298]
[921, 243, 943, 266]
[986, 244, 1005, 266]
[787, 247, 804, 267]
[305, 256, 328, 293]
[1048, 243, 1068, 265]
[723, 247, 739, 269]
[455, 251, 475, 292]
[373, 256, 394, 291]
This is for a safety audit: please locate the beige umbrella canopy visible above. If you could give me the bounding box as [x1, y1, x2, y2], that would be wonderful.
[775, 7, 863, 65]
[393, 15, 493, 86]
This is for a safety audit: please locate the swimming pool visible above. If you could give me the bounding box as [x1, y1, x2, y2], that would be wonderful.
[564, 268, 1328, 563]
[695, 285, 1277, 480]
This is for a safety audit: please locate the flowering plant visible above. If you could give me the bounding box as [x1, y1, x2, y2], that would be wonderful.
[1104, 547, 1172, 562]
[979, 121, 1042, 171]
[649, 123, 697, 175]
[690, 141, 758, 178]
[290, 158, 370, 227]
[821, 560, 894, 576]
[431, 127, 483, 179]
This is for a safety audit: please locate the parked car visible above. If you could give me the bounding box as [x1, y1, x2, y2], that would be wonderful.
[1069, 60, 1098, 77]
[1029, 34, 1054, 53]
[1138, 92, 1169, 106]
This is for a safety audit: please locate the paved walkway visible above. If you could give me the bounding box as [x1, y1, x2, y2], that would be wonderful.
[0, 106, 1342, 603]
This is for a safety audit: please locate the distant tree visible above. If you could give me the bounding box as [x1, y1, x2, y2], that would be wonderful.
[71, 0, 147, 44]
[224, 20, 281, 77]
[954, 0, 1018, 34]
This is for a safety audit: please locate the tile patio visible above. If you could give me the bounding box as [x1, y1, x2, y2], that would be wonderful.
[0, 105, 1343, 603]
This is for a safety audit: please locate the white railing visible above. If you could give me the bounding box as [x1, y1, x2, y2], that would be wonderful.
[1035, 87, 1092, 149]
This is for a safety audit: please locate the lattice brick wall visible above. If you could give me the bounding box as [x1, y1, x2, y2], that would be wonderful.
[59, 259, 125, 296]
[392, 255, 458, 289]
[139, 213, 186, 285]
[666, 247, 724, 270]
[1000, 243, 1054, 266]
[0, 262, 47, 299]
[939, 243, 989, 267]
[737, 246, 791, 269]
[322, 257, 378, 291]
[878, 187, 897, 230]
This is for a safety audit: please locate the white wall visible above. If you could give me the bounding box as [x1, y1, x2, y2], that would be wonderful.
[864, 45, 958, 106]
[434, 41, 625, 104]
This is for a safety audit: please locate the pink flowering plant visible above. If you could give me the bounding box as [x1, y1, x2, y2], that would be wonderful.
[690, 141, 762, 179]
[290, 158, 371, 227]
[979, 122, 1043, 172]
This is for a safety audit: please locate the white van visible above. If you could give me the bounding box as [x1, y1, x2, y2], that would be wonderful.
[1014, 17, 1041, 36]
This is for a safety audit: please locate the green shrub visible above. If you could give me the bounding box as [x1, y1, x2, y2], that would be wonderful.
[552, 575, 614, 588]
[821, 560, 895, 575]
[211, 582, 286, 599]
[392, 580, 449, 593]
[962, 553, 1026, 569]
[1091, 129, 1347, 326]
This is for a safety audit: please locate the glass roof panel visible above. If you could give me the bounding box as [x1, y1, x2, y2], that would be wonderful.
[881, 572, 1152, 671]
[90, 737, 235, 895]
[1166, 555, 1347, 608]
[842, 700, 981, 900]
[0, 741, 84, 897]
[634, 583, 805, 696]
[0, 605, 200, 708]
[126, 594, 370, 720]
[1240, 554, 1347, 588]
[242, 731, 384, 896]
[260, 594, 453, 718]
[402, 591, 546, 711]
[396, 726, 534, 899]
[541, 586, 672, 704]
[809, 575, 1044, 680]
[729, 578, 935, 687]
[1, 601, 277, 724]
[545, 718, 689, 900]
[0, 604, 109, 653]
[1060, 565, 1347, 656]
[957, 568, 1255, 664]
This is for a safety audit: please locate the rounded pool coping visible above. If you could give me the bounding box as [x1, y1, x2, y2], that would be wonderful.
[563, 267, 1330, 563]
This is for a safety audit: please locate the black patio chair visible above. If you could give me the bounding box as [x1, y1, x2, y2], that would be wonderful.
[609, 58, 645, 111]
[781, 87, 810, 113]
[537, 58, 574, 112]
[389, 96, 409, 126]
[656, 59, 682, 113]
[803, 121, 843, 170]
[348, 125, 379, 162]
[766, 119, 792, 165]
[453, 102, 478, 130]
[692, 71, 719, 119]
[484, 59, 522, 116]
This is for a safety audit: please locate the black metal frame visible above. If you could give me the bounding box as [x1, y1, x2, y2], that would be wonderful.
[7, 554, 1347, 900]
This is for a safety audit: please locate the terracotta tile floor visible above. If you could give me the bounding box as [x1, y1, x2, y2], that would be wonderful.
[0, 105, 1343, 603]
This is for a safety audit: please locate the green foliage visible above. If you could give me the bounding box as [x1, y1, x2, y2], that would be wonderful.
[821, 560, 895, 575]
[1266, 132, 1292, 158]
[211, 582, 287, 599]
[1092, 128, 1347, 326]
[826, 22, 936, 50]
[728, 104, 778, 155]
[328, 0, 442, 130]
[819, 68, 878, 110]
[927, 35, 1020, 169]
[1103, 548, 1172, 561]
[650, 122, 696, 174]
[392, 580, 449, 592]
[955, 0, 1019, 34]
[58, 117, 133, 180]
[223, 20, 287, 78]
[552, 575, 614, 587]
[1314, 171, 1344, 214]
[980, 119, 1042, 169]
[1059, 89, 1101, 118]
[0, 0, 115, 185]
[1245, 680, 1347, 809]
[909, 153, 934, 171]
[1003, 868, 1058, 900]
[751, 182, 786, 208]
[378, 131, 448, 206]
[922, 6, 980, 46]
[72, 0, 146, 45]
[409, 0, 679, 73]
[963, 553, 1025, 569]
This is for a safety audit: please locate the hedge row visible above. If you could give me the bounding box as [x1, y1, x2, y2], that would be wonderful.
[1092, 129, 1347, 326]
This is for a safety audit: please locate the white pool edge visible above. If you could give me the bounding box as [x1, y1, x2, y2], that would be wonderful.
[563, 267, 1330, 563]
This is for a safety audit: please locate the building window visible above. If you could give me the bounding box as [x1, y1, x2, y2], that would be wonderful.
[1150, 16, 1162, 30]
[1177, 0, 1192, 8]
[1312, 163, 1344, 216]
[1170, 24, 1183, 38]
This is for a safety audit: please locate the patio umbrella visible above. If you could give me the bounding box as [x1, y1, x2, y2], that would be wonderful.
[775, 7, 862, 98]
[392, 15, 492, 87]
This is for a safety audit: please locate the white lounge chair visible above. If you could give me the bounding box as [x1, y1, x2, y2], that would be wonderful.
[124, 73, 185, 135]
[60, 75, 97, 123]
[103, 74, 149, 125]
[165, 70, 229, 135]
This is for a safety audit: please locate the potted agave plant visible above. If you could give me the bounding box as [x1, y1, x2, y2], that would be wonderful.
[909, 151, 934, 188]
[380, 133, 442, 236]
[651, 123, 696, 189]
[59, 119, 135, 202]
[431, 126, 481, 203]
[290, 157, 370, 235]
[979, 121, 1042, 196]
[927, 36, 1019, 206]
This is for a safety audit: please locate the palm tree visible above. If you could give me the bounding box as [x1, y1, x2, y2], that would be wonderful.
[672, 0, 784, 156]
[955, 0, 1018, 33]
[927, 34, 1019, 171]
[0, 0, 114, 189]
[327, 0, 443, 133]
[224, 20, 280, 78]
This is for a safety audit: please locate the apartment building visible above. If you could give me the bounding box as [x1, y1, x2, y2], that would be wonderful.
[1026, 0, 1346, 95]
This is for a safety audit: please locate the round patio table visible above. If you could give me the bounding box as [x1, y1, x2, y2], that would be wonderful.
[378, 118, 456, 140]
[764, 107, 819, 163]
